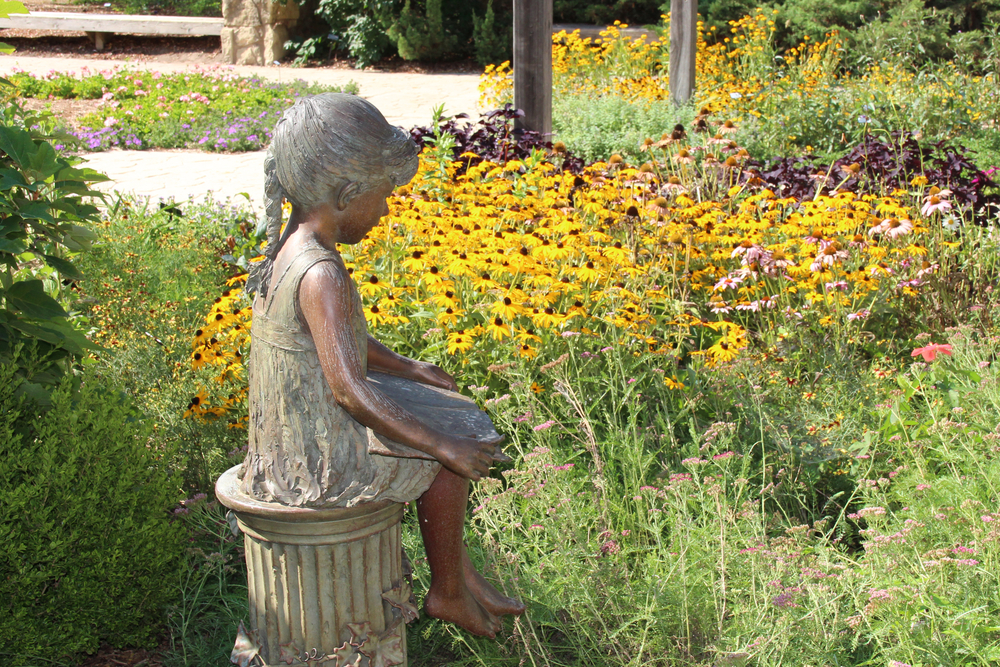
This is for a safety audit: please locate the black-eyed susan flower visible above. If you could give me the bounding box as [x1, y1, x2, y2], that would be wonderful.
[447, 330, 474, 355]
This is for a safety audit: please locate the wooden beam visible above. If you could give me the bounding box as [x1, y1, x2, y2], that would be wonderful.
[669, 0, 697, 105]
[513, 0, 552, 137]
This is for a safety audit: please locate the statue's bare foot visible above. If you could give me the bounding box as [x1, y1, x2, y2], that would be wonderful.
[462, 552, 526, 617]
[425, 585, 501, 638]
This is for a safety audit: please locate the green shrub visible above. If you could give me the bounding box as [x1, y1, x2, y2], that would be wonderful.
[309, 0, 396, 67]
[553, 94, 697, 162]
[472, 0, 512, 66]
[0, 361, 185, 664]
[386, 0, 459, 60]
[556, 0, 662, 25]
[1, 86, 106, 400]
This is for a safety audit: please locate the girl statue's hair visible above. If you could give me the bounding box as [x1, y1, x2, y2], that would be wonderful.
[247, 93, 419, 298]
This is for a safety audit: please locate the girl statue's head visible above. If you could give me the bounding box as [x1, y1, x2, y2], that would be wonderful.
[249, 93, 419, 298]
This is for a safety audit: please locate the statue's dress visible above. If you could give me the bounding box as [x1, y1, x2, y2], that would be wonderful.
[241, 239, 440, 507]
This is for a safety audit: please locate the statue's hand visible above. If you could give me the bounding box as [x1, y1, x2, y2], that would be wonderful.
[437, 434, 504, 481]
[410, 361, 459, 392]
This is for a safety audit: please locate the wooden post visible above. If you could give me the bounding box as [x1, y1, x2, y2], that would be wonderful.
[669, 0, 697, 105]
[513, 0, 552, 137]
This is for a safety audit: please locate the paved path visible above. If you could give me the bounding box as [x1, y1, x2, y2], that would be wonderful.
[1, 55, 482, 204]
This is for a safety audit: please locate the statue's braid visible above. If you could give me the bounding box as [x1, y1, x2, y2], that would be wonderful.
[247, 148, 285, 298]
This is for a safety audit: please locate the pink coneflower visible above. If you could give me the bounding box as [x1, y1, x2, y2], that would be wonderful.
[714, 275, 743, 291]
[660, 176, 687, 195]
[915, 261, 939, 279]
[811, 240, 848, 271]
[869, 217, 913, 238]
[885, 217, 914, 238]
[710, 299, 733, 314]
[849, 233, 870, 250]
[921, 189, 953, 216]
[768, 248, 795, 269]
[672, 148, 695, 164]
[838, 162, 862, 179]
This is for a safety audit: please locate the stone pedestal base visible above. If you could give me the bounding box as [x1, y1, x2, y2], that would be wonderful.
[217, 466, 414, 667]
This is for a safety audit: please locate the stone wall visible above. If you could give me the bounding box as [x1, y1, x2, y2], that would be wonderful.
[221, 0, 298, 66]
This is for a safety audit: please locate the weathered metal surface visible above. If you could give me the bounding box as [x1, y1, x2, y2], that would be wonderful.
[366, 371, 501, 460]
[242, 240, 440, 509]
[218, 466, 414, 667]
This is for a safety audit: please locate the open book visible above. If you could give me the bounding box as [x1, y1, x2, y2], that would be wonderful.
[366, 371, 507, 462]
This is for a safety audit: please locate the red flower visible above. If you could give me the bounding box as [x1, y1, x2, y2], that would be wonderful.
[911, 343, 953, 362]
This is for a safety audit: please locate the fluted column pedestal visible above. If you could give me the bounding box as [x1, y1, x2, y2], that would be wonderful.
[217, 466, 415, 667]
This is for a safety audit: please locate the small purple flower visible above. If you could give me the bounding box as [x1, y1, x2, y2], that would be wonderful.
[772, 592, 800, 608]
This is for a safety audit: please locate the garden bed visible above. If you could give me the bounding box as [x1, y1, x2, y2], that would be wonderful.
[4, 7, 1000, 667]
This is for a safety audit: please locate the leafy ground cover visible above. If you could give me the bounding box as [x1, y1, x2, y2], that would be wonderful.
[7, 67, 357, 152]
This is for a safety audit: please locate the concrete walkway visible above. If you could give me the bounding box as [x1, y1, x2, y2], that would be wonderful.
[0, 55, 482, 204]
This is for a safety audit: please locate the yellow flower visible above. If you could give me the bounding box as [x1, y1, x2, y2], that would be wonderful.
[664, 376, 686, 389]
[486, 317, 512, 341]
[359, 274, 388, 297]
[517, 343, 538, 358]
[447, 330, 474, 355]
[436, 306, 464, 326]
[491, 295, 524, 320]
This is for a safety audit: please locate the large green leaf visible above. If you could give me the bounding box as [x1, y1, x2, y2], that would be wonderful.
[0, 218, 23, 237]
[0, 237, 28, 254]
[56, 165, 111, 185]
[0, 125, 35, 169]
[0, 1, 29, 16]
[13, 200, 54, 222]
[4, 279, 66, 319]
[28, 141, 61, 181]
[10, 316, 98, 354]
[6, 318, 65, 345]
[43, 254, 83, 280]
[0, 167, 28, 190]
[63, 224, 97, 251]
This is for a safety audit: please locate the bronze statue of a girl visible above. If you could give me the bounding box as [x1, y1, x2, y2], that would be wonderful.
[241, 93, 523, 639]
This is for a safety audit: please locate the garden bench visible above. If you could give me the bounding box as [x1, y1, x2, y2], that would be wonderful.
[0, 11, 223, 50]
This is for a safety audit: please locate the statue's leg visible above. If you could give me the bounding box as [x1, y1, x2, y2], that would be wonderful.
[462, 551, 526, 616]
[417, 468, 501, 637]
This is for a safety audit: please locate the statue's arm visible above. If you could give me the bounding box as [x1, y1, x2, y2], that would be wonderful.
[299, 263, 496, 480]
[367, 335, 459, 392]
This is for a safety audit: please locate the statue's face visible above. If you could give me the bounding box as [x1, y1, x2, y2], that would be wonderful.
[337, 180, 394, 245]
